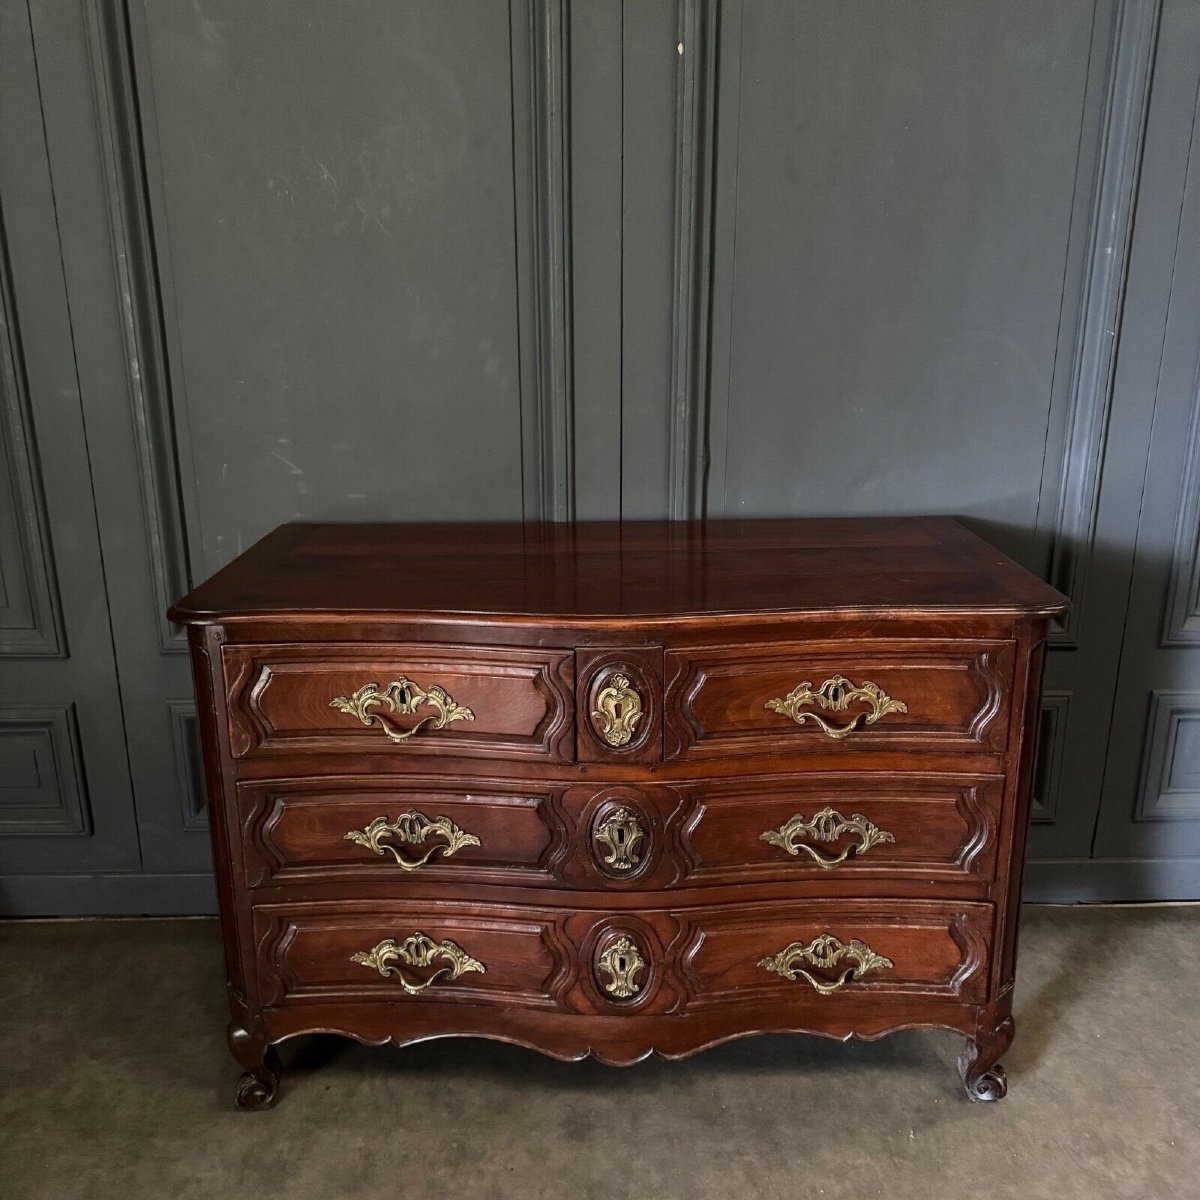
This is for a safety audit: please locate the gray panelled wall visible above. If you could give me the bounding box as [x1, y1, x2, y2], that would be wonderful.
[0, 0, 1197, 914]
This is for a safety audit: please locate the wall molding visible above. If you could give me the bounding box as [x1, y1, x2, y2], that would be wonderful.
[0, 872, 217, 917]
[1134, 691, 1200, 821]
[1161, 370, 1200, 644]
[0, 706, 91, 836]
[525, 0, 575, 521]
[1032, 691, 1072, 824]
[667, 0, 719, 522]
[0, 213, 65, 658]
[82, 0, 191, 652]
[1045, 0, 1163, 647]
[1024, 856, 1200, 902]
[167, 699, 206, 833]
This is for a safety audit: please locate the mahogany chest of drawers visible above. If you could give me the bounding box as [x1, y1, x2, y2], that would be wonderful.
[170, 517, 1067, 1108]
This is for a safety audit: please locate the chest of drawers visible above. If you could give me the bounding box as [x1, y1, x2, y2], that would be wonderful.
[171, 517, 1066, 1108]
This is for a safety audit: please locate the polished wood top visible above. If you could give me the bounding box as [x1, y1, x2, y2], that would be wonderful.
[169, 517, 1068, 625]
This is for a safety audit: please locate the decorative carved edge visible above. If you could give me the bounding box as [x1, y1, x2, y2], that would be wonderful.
[259, 1008, 980, 1070]
[946, 913, 990, 1002]
[966, 650, 1008, 747]
[953, 786, 994, 875]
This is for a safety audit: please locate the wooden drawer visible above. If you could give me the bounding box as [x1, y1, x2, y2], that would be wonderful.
[676, 899, 991, 1010]
[665, 639, 1012, 760]
[676, 774, 1003, 886]
[238, 777, 564, 888]
[236, 773, 1001, 892]
[254, 898, 990, 1015]
[224, 643, 574, 761]
[253, 900, 571, 1009]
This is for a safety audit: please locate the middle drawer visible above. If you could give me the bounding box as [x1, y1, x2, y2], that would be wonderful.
[238, 773, 1003, 890]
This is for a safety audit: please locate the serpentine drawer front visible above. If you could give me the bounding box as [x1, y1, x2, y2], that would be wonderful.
[223, 643, 575, 762]
[238, 774, 1004, 890]
[170, 517, 1067, 1108]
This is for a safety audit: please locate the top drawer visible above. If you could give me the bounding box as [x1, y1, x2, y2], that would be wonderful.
[665, 639, 1013, 760]
[224, 644, 575, 762]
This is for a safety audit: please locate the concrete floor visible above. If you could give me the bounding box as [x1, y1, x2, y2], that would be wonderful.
[1, 906, 1197, 1200]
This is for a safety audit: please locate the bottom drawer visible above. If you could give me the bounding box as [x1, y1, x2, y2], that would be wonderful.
[677, 899, 991, 1009]
[253, 898, 992, 1014]
[253, 901, 570, 1009]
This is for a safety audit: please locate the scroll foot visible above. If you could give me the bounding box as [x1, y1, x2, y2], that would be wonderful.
[229, 1024, 282, 1111]
[958, 1015, 1014, 1102]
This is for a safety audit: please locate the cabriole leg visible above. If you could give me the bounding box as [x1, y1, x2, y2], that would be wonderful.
[229, 1023, 282, 1110]
[958, 1014, 1014, 1102]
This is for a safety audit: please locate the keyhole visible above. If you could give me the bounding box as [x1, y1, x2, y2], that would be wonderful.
[615, 953, 628, 973]
[829, 685, 842, 704]
[614, 827, 626, 848]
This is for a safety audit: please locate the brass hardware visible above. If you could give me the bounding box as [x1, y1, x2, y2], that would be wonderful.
[765, 675, 907, 740]
[344, 811, 480, 871]
[329, 677, 474, 743]
[758, 933, 893, 995]
[597, 935, 645, 998]
[761, 807, 895, 869]
[350, 933, 484, 994]
[594, 807, 645, 871]
[591, 674, 643, 748]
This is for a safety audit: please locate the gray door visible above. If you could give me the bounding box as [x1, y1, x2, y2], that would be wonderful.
[1092, 0, 1200, 880]
[0, 3, 141, 905]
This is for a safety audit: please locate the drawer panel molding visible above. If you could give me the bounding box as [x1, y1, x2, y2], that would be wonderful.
[239, 778, 569, 888]
[665, 640, 1013, 760]
[224, 643, 575, 762]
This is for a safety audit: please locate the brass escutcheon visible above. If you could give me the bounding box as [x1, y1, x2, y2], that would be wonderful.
[591, 674, 644, 748]
[594, 807, 645, 872]
[597, 934, 646, 998]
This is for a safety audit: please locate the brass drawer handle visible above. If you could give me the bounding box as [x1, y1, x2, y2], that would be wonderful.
[598, 935, 646, 998]
[591, 674, 643, 748]
[345, 812, 480, 871]
[350, 933, 485, 995]
[765, 674, 907, 740]
[330, 677, 474, 743]
[761, 807, 894, 869]
[758, 933, 893, 995]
